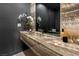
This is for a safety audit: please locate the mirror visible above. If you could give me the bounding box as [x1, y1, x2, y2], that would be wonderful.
[36, 3, 60, 36]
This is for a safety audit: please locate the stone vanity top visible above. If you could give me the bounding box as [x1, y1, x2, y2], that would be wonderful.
[20, 31, 79, 56]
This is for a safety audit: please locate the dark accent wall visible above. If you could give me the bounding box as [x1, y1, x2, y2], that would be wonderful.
[54, 10, 60, 32]
[36, 4, 49, 32]
[48, 10, 55, 29]
[0, 3, 30, 55]
[36, 3, 60, 32]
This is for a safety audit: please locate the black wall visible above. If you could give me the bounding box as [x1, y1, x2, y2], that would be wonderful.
[0, 3, 30, 55]
[54, 10, 60, 32]
[36, 4, 49, 32]
[36, 3, 60, 32]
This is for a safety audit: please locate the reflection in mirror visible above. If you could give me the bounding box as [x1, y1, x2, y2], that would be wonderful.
[36, 3, 60, 36]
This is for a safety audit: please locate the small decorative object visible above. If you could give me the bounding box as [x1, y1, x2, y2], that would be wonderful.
[75, 37, 79, 45]
[37, 16, 42, 27]
[37, 16, 42, 23]
[25, 16, 34, 32]
[17, 23, 21, 27]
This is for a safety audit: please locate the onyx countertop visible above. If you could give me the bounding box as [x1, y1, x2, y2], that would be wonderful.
[20, 31, 79, 56]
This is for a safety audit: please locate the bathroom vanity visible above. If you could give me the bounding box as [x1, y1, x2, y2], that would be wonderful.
[20, 31, 79, 56]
